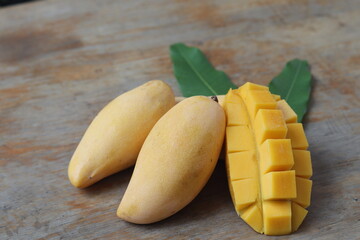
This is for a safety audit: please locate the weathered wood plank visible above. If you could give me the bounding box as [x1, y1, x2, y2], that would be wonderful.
[0, 0, 359, 239]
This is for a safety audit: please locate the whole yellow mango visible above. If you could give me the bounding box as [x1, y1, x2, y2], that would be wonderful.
[117, 96, 225, 224]
[68, 80, 175, 188]
[175, 95, 226, 108]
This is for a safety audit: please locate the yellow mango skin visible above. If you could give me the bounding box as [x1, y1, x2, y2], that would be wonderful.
[175, 95, 225, 108]
[68, 80, 175, 188]
[117, 96, 225, 224]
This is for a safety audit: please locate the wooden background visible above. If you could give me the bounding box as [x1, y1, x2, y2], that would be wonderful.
[1, 0, 359, 239]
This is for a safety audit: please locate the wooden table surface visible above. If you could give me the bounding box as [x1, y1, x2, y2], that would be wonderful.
[1, 0, 359, 239]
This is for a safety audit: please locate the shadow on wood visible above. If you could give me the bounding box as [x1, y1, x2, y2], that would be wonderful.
[80, 167, 134, 196]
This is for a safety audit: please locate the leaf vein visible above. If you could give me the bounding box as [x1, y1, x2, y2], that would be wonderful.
[285, 61, 303, 101]
[175, 45, 217, 95]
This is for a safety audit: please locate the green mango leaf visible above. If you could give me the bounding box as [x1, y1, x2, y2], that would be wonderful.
[269, 59, 312, 122]
[170, 43, 237, 97]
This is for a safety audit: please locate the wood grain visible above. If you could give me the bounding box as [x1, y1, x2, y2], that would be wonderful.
[1, 0, 359, 239]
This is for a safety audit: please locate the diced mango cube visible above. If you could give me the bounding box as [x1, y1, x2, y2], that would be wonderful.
[272, 94, 281, 101]
[244, 90, 277, 118]
[224, 83, 312, 235]
[226, 126, 255, 153]
[262, 170, 296, 200]
[286, 123, 309, 150]
[292, 150, 313, 178]
[260, 139, 294, 174]
[232, 179, 257, 211]
[254, 109, 288, 144]
[293, 177, 312, 208]
[225, 89, 242, 103]
[240, 204, 263, 233]
[238, 82, 268, 100]
[227, 151, 256, 180]
[224, 102, 249, 126]
[243, 82, 269, 90]
[277, 100, 298, 123]
[291, 202, 308, 232]
[263, 201, 292, 235]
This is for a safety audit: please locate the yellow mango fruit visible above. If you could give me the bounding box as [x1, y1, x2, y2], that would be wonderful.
[223, 83, 312, 235]
[117, 96, 225, 224]
[68, 80, 175, 188]
[175, 95, 225, 108]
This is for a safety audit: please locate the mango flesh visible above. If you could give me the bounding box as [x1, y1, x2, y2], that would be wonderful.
[224, 83, 313, 235]
[68, 80, 175, 188]
[117, 96, 225, 224]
